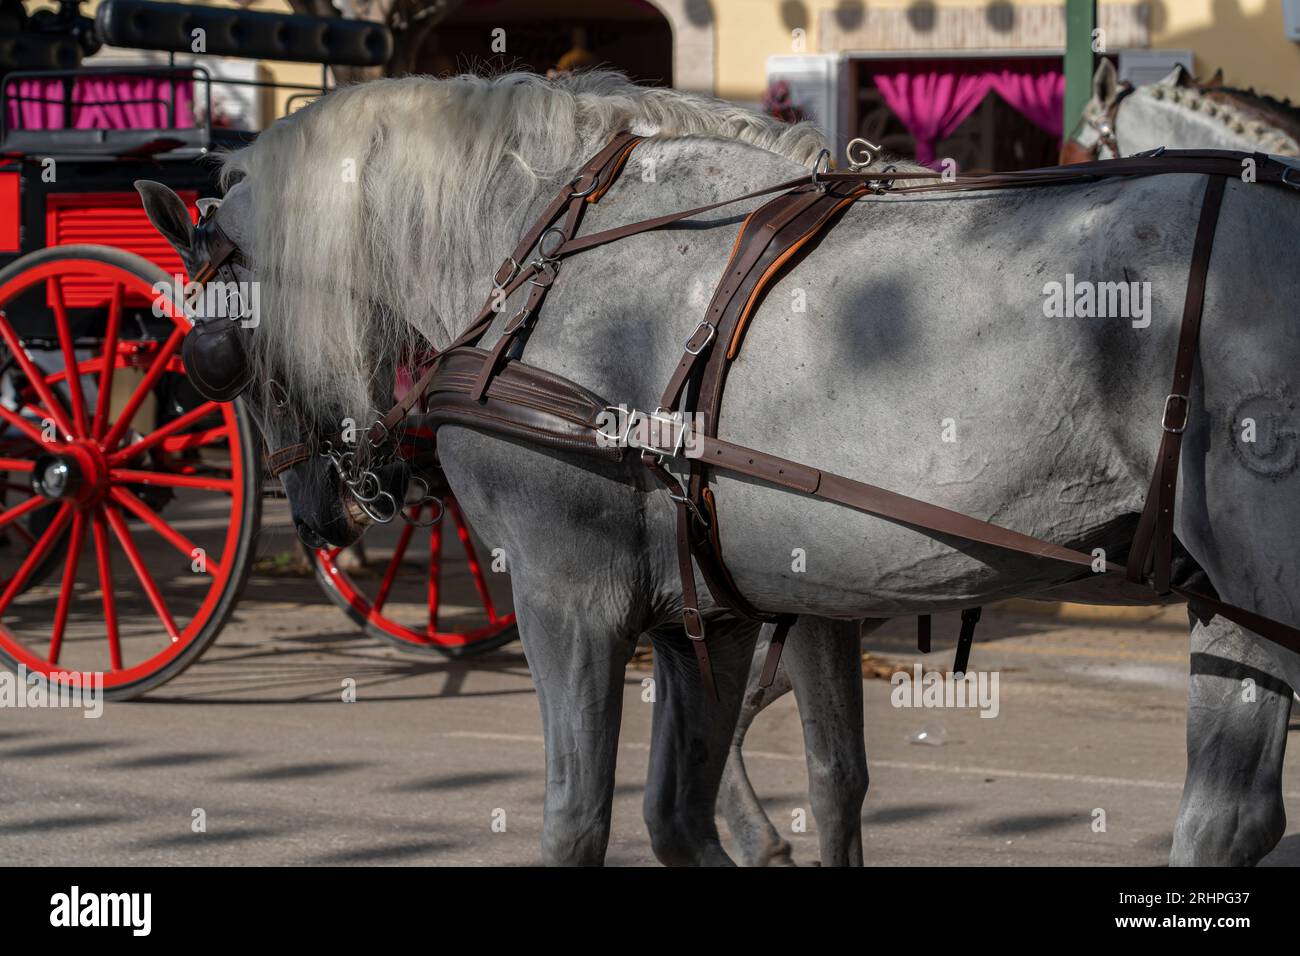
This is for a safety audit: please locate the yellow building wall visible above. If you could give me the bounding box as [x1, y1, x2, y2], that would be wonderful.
[1148, 0, 1300, 99]
[711, 0, 1300, 102]
[23, 1, 1300, 110]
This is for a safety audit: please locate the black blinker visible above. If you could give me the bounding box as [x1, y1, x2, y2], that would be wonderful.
[181, 318, 254, 402]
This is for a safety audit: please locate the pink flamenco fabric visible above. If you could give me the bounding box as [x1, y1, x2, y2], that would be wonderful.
[6, 74, 194, 131]
[869, 61, 1065, 167]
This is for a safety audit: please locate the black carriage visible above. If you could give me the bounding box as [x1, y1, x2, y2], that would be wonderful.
[0, 0, 515, 699]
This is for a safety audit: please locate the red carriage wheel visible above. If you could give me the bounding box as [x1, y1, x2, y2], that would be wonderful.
[0, 246, 261, 699]
[309, 494, 518, 657]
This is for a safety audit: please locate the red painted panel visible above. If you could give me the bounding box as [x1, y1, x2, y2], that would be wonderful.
[0, 173, 19, 252]
[45, 191, 199, 308]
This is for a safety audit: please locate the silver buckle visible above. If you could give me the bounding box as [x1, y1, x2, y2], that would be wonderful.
[1283, 166, 1300, 189]
[493, 257, 521, 291]
[684, 321, 716, 355]
[1162, 393, 1190, 434]
[614, 406, 689, 461]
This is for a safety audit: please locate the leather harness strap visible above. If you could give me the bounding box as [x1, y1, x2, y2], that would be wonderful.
[1126, 174, 1227, 595]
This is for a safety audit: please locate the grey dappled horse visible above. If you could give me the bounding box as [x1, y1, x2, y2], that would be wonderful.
[722, 62, 1300, 869]
[1080, 60, 1299, 866]
[1074, 60, 1300, 162]
[140, 72, 1300, 866]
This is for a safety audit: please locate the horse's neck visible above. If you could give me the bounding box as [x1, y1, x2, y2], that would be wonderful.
[1118, 92, 1288, 154]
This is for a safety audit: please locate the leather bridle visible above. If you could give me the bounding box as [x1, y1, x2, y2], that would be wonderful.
[1061, 81, 1135, 164]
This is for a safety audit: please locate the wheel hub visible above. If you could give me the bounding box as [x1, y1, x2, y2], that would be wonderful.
[31, 441, 107, 505]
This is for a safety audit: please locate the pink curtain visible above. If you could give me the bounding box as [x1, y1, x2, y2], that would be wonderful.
[6, 75, 194, 131]
[988, 68, 1065, 138]
[869, 62, 1064, 167]
[872, 70, 992, 166]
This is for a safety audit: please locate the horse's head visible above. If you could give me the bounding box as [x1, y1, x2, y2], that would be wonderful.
[136, 179, 410, 549]
[1061, 60, 1134, 164]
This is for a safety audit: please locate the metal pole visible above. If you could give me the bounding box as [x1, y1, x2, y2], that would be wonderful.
[1063, 0, 1097, 146]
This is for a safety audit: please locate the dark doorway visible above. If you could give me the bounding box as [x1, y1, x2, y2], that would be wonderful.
[419, 0, 673, 86]
[851, 56, 1065, 172]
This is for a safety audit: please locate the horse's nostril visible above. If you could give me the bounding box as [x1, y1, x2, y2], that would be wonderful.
[294, 520, 328, 550]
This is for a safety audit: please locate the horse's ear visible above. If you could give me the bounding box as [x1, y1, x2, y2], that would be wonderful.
[136, 180, 195, 261]
[1092, 59, 1119, 104]
[1156, 64, 1193, 88]
[1205, 68, 1225, 88]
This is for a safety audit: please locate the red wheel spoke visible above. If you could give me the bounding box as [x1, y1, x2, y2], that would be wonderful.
[448, 497, 501, 623]
[49, 279, 89, 438]
[0, 494, 50, 531]
[0, 502, 71, 617]
[0, 402, 51, 446]
[0, 457, 35, 472]
[101, 326, 184, 452]
[109, 468, 233, 493]
[159, 425, 228, 454]
[373, 507, 418, 614]
[108, 486, 223, 577]
[107, 400, 221, 465]
[91, 282, 123, 440]
[91, 509, 122, 671]
[47, 509, 86, 665]
[0, 310, 74, 439]
[103, 503, 180, 642]
[426, 518, 442, 636]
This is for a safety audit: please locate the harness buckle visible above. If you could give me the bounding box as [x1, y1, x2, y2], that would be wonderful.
[684, 320, 716, 355]
[492, 257, 521, 291]
[1162, 393, 1190, 434]
[682, 607, 706, 641]
[1282, 166, 1300, 189]
[667, 489, 711, 529]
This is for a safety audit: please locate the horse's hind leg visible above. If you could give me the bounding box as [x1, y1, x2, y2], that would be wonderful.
[643, 617, 760, 866]
[513, 588, 640, 867]
[1172, 613, 1291, 866]
[782, 617, 871, 867]
[718, 624, 798, 866]
[720, 617, 877, 866]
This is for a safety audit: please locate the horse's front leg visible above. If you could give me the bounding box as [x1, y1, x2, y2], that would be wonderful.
[643, 616, 760, 866]
[513, 583, 641, 866]
[1172, 613, 1291, 866]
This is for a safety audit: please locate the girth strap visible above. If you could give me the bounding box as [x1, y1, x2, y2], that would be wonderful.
[1126, 175, 1226, 595]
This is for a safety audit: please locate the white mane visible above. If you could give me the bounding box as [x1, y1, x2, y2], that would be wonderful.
[217, 71, 829, 424]
[1138, 84, 1300, 156]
